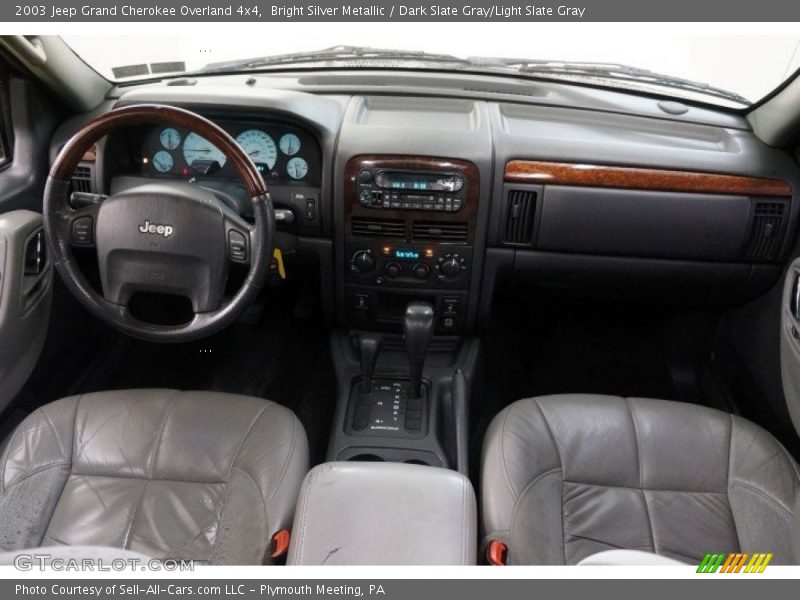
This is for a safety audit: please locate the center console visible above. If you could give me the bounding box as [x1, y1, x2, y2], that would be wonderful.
[343, 155, 480, 334]
[327, 154, 483, 473]
[287, 462, 477, 565]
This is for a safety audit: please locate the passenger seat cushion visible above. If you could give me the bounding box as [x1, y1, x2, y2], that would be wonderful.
[481, 394, 800, 565]
[0, 390, 309, 564]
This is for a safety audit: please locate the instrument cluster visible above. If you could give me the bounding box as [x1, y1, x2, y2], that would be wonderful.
[139, 120, 321, 186]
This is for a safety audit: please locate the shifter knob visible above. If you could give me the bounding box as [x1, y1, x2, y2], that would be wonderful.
[403, 302, 435, 399]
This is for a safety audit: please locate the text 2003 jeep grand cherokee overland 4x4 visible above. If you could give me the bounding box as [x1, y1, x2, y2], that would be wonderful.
[0, 35, 798, 566]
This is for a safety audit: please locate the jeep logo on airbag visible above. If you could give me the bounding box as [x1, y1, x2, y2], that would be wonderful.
[138, 220, 174, 238]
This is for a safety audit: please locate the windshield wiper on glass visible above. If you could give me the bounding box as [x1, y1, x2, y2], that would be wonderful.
[194, 45, 473, 75]
[471, 58, 750, 105]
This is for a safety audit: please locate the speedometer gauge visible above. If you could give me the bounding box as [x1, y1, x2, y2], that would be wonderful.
[236, 129, 277, 171]
[286, 157, 309, 180]
[182, 132, 227, 170]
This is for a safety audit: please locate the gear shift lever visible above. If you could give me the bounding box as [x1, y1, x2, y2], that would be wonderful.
[359, 333, 382, 394]
[403, 302, 435, 399]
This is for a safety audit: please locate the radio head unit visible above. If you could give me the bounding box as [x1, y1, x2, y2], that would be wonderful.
[357, 168, 467, 212]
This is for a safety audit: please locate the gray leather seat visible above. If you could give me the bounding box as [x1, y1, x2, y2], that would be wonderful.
[482, 394, 800, 565]
[0, 389, 308, 564]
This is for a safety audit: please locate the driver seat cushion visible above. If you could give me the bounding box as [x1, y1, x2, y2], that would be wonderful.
[0, 389, 309, 564]
[481, 394, 800, 565]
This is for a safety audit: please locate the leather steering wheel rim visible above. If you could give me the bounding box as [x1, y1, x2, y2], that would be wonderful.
[44, 104, 276, 343]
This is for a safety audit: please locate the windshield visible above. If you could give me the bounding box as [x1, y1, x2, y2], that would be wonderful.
[62, 27, 800, 108]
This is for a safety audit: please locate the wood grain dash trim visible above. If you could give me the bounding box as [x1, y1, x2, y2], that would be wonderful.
[505, 160, 793, 198]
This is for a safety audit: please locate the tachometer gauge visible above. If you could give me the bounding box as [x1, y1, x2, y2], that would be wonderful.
[286, 157, 308, 180]
[182, 132, 227, 170]
[159, 127, 181, 150]
[236, 129, 277, 171]
[279, 133, 301, 156]
[152, 150, 174, 173]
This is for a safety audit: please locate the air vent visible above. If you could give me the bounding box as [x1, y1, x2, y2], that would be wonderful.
[71, 165, 93, 194]
[412, 221, 468, 243]
[503, 189, 537, 246]
[745, 201, 786, 261]
[351, 217, 406, 239]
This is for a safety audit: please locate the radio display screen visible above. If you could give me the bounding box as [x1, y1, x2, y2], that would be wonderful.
[390, 178, 433, 190]
[378, 171, 462, 192]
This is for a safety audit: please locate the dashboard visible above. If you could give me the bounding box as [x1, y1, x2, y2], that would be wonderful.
[135, 119, 321, 187]
[53, 74, 800, 336]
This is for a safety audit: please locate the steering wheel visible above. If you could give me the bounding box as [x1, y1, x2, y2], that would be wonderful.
[44, 104, 275, 343]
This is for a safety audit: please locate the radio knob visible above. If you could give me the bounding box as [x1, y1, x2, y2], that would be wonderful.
[440, 257, 462, 278]
[358, 170, 373, 183]
[412, 263, 431, 280]
[384, 262, 402, 278]
[351, 250, 376, 274]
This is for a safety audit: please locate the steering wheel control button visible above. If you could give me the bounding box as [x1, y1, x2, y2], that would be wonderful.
[228, 230, 248, 263]
[71, 216, 94, 246]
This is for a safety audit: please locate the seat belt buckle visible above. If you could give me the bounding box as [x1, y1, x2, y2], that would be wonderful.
[270, 529, 291, 562]
[486, 539, 508, 566]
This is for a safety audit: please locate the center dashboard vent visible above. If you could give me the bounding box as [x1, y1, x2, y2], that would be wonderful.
[351, 216, 406, 239]
[503, 188, 538, 246]
[412, 221, 468, 243]
[744, 201, 787, 262]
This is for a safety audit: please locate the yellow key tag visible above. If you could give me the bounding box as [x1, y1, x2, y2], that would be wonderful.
[272, 248, 286, 279]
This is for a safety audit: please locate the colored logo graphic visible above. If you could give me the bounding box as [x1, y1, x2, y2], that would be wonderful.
[697, 553, 773, 573]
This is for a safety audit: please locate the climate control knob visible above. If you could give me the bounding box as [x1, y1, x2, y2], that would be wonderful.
[384, 262, 402, 278]
[412, 263, 431, 280]
[350, 249, 376, 274]
[439, 254, 463, 278]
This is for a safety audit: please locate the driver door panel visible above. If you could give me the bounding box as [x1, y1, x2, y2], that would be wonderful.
[0, 210, 52, 408]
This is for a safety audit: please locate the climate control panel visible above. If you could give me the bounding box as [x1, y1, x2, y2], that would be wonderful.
[346, 242, 471, 289]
